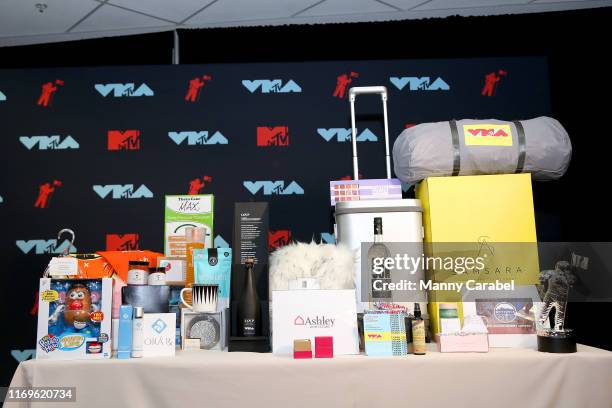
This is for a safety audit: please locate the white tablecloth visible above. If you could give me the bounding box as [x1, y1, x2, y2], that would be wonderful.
[7, 344, 612, 408]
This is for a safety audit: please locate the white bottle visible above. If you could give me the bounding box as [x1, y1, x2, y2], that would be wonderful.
[131, 307, 144, 358]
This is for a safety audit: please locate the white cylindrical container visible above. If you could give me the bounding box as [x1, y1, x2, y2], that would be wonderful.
[335, 199, 424, 312]
[148, 267, 167, 286]
[127, 261, 149, 285]
[131, 307, 144, 358]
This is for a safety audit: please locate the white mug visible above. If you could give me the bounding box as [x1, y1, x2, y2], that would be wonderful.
[180, 284, 218, 312]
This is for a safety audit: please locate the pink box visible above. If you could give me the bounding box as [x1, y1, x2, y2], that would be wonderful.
[315, 336, 334, 358]
[437, 333, 489, 353]
[293, 350, 312, 359]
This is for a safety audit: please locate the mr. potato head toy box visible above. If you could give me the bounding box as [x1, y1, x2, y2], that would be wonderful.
[36, 278, 112, 360]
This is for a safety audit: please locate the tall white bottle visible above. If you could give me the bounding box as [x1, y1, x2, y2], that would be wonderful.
[131, 307, 144, 358]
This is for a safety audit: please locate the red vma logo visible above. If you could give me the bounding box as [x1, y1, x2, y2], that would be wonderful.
[188, 176, 212, 195]
[106, 234, 140, 251]
[34, 180, 62, 208]
[468, 128, 508, 137]
[108, 130, 141, 151]
[37, 80, 64, 107]
[185, 75, 212, 103]
[257, 127, 289, 146]
[269, 230, 291, 251]
[333, 72, 359, 98]
[482, 70, 507, 97]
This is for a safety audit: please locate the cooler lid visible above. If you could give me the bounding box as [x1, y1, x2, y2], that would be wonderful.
[335, 199, 422, 215]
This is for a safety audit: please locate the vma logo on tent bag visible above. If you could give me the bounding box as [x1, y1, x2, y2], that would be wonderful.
[93, 184, 153, 199]
[318, 128, 378, 142]
[389, 77, 449, 91]
[108, 130, 140, 151]
[463, 124, 513, 147]
[244, 181, 304, 196]
[16, 239, 76, 255]
[20, 135, 79, 150]
[95, 83, 154, 97]
[242, 79, 301, 93]
[168, 131, 228, 145]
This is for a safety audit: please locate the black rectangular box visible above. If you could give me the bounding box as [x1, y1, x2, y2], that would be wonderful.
[229, 202, 271, 352]
[228, 300, 271, 352]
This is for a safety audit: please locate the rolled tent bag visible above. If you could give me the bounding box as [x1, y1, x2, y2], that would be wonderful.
[392, 116, 572, 184]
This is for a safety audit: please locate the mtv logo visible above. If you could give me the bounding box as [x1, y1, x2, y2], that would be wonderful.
[106, 234, 140, 251]
[257, 126, 289, 146]
[0, 90, 6, 101]
[108, 130, 141, 151]
[242, 79, 301, 93]
[389, 77, 450, 91]
[243, 181, 304, 196]
[93, 184, 153, 199]
[95, 83, 154, 97]
[168, 131, 228, 145]
[16, 239, 76, 255]
[317, 128, 377, 142]
[269, 230, 291, 251]
[19, 135, 79, 150]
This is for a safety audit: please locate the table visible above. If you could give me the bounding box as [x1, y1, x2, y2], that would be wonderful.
[7, 344, 612, 408]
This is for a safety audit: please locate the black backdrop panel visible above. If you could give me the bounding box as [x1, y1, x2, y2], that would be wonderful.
[0, 57, 550, 384]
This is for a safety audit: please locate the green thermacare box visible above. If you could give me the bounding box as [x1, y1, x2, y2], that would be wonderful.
[164, 195, 214, 257]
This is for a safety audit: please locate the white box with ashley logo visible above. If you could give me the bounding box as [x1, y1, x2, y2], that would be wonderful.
[272, 289, 359, 355]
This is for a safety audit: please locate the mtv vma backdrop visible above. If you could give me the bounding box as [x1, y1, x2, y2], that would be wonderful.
[0, 57, 550, 384]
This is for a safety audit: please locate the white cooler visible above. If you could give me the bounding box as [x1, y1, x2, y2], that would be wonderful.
[333, 86, 426, 312]
[335, 199, 424, 312]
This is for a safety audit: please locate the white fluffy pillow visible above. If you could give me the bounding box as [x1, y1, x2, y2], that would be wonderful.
[269, 241, 356, 293]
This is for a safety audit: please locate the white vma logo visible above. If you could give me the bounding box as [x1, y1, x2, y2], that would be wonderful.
[317, 128, 378, 142]
[93, 184, 153, 199]
[242, 79, 301, 93]
[19, 135, 79, 150]
[243, 181, 304, 195]
[16, 239, 76, 255]
[95, 83, 154, 97]
[168, 131, 228, 145]
[389, 77, 449, 91]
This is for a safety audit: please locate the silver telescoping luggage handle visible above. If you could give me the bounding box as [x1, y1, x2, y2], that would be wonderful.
[348, 86, 392, 180]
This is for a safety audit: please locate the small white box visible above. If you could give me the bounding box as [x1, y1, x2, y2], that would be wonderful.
[272, 289, 359, 356]
[142, 313, 176, 357]
[181, 309, 226, 351]
[158, 257, 186, 285]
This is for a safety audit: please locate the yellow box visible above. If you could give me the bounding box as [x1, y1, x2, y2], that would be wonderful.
[416, 174, 538, 335]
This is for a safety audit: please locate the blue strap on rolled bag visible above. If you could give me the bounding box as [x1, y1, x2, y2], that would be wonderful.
[392, 116, 572, 184]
